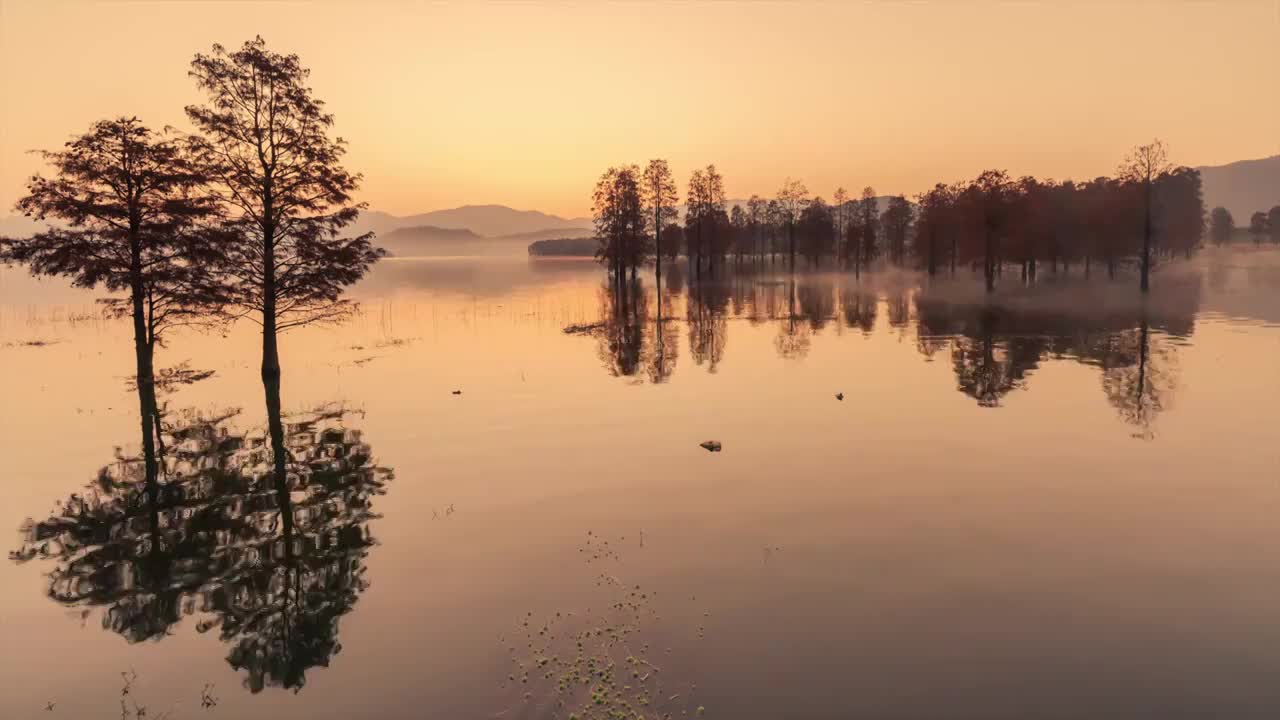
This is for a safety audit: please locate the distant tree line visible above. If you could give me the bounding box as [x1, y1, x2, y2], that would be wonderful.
[1216, 204, 1280, 246]
[592, 140, 1215, 294]
[528, 236, 599, 256]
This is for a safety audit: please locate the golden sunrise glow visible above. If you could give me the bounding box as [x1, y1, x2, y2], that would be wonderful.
[2, 0, 1277, 218]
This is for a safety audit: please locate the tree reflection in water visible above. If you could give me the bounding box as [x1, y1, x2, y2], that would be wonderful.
[13, 384, 392, 693]
[916, 279, 1197, 435]
[578, 267, 1199, 439]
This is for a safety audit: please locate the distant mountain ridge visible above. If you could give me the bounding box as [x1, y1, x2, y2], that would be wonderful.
[1196, 155, 1280, 221]
[353, 204, 591, 239]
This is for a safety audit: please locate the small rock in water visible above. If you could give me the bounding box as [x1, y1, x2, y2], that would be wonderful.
[451, 390, 462, 395]
[835, 392, 844, 401]
[699, 441, 722, 452]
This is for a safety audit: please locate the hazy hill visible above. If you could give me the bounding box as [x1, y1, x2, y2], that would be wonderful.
[377, 225, 502, 257]
[1197, 155, 1280, 220]
[354, 204, 590, 239]
[494, 227, 593, 243]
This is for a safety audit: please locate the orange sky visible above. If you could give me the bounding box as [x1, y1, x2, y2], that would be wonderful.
[2, 0, 1277, 219]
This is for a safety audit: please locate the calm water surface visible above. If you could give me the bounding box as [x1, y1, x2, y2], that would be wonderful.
[2, 249, 1278, 719]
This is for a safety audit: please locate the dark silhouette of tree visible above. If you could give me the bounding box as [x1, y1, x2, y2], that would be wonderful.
[12, 384, 391, 693]
[685, 165, 727, 278]
[832, 187, 850, 267]
[797, 196, 834, 266]
[881, 195, 914, 267]
[591, 164, 648, 281]
[598, 143, 1208, 284]
[1153, 167, 1205, 259]
[914, 183, 956, 276]
[959, 170, 1013, 292]
[2, 117, 227, 510]
[659, 223, 684, 263]
[642, 160, 678, 291]
[186, 36, 383, 382]
[764, 199, 783, 267]
[775, 178, 809, 273]
[1008, 176, 1050, 284]
[1118, 139, 1171, 292]
[1269, 206, 1280, 244]
[1248, 211, 1268, 245]
[1209, 206, 1234, 245]
[852, 187, 879, 277]
[729, 203, 748, 266]
[746, 195, 767, 267]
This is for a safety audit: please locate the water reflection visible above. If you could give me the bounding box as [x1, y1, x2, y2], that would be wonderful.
[579, 268, 1202, 438]
[687, 279, 729, 371]
[12, 380, 392, 693]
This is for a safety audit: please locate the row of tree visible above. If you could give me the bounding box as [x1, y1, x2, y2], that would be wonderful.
[1212, 205, 1280, 245]
[591, 141, 1218, 293]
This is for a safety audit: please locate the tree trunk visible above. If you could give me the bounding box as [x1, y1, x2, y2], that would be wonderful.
[984, 230, 995, 292]
[131, 272, 159, 499]
[262, 198, 282, 380]
[262, 370, 294, 561]
[927, 230, 937, 277]
[788, 221, 796, 274]
[1140, 179, 1151, 292]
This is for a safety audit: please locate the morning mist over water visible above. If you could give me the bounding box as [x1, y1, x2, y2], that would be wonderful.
[2, 1, 1279, 719]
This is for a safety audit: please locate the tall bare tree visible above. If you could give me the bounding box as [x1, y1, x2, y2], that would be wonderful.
[642, 159, 678, 291]
[775, 178, 809, 272]
[186, 36, 382, 382]
[854, 186, 879, 277]
[881, 195, 914, 266]
[832, 187, 849, 265]
[686, 165, 726, 278]
[746, 194, 766, 267]
[1118, 139, 1171, 292]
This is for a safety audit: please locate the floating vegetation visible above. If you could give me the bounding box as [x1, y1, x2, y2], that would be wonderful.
[563, 322, 605, 335]
[125, 361, 216, 393]
[374, 336, 418, 348]
[496, 531, 707, 720]
[349, 336, 418, 352]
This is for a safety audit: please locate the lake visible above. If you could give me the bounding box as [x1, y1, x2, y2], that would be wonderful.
[2, 248, 1279, 720]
